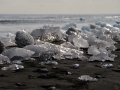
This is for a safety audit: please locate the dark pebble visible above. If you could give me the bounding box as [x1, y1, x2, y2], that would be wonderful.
[37, 74, 47, 78]
[0, 74, 6, 77]
[28, 75, 35, 79]
[41, 84, 55, 88]
[112, 68, 120, 72]
[52, 67, 59, 69]
[95, 75, 102, 78]
[37, 73, 59, 79]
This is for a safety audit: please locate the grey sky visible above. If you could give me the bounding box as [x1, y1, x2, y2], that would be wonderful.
[0, 0, 120, 14]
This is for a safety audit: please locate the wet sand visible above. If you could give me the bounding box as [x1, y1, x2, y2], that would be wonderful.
[0, 42, 120, 90]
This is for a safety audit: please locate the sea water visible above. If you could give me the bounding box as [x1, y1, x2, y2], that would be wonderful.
[0, 14, 120, 37]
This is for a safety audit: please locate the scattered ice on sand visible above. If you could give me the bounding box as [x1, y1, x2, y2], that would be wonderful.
[78, 75, 98, 81]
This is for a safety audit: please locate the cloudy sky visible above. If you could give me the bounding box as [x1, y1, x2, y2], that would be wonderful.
[0, 0, 120, 14]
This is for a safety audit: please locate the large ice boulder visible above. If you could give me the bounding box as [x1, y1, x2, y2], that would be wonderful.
[0, 41, 5, 54]
[31, 26, 65, 42]
[2, 47, 35, 61]
[15, 30, 35, 47]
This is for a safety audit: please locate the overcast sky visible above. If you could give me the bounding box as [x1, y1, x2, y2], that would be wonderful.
[0, 0, 120, 14]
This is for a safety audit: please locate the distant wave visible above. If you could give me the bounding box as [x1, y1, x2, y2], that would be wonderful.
[0, 19, 41, 24]
[0, 18, 78, 24]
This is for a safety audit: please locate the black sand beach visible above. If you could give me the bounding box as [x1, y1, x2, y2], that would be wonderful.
[0, 42, 120, 90]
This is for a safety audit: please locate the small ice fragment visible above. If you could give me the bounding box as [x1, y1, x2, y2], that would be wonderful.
[1, 64, 24, 70]
[101, 63, 113, 68]
[70, 64, 79, 68]
[78, 75, 98, 81]
[40, 61, 58, 65]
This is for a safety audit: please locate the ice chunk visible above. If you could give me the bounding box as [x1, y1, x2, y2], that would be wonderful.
[78, 75, 97, 81]
[24, 41, 85, 60]
[32, 26, 66, 42]
[1, 64, 24, 70]
[73, 37, 89, 48]
[0, 54, 11, 64]
[2, 47, 35, 61]
[88, 46, 100, 55]
[67, 35, 78, 43]
[88, 52, 115, 62]
[15, 30, 35, 47]
[24, 45, 48, 55]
